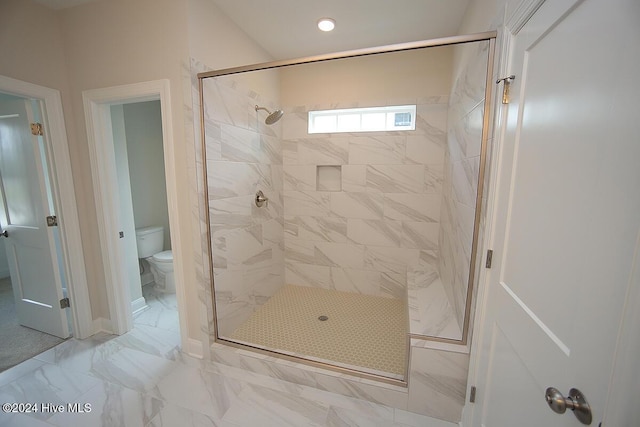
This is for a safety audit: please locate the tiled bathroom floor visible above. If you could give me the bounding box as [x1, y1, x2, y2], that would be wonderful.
[0, 285, 455, 427]
[229, 285, 408, 380]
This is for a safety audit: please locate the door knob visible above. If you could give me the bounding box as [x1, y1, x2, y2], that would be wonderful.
[545, 387, 592, 425]
[0, 230, 7, 238]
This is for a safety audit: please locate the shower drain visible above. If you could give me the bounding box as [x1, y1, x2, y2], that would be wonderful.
[318, 315, 328, 321]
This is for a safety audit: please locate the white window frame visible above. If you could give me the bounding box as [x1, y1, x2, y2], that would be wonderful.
[308, 105, 417, 134]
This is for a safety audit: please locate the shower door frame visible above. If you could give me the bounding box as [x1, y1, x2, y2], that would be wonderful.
[198, 31, 497, 384]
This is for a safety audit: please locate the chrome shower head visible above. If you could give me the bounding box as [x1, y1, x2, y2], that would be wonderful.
[255, 105, 284, 125]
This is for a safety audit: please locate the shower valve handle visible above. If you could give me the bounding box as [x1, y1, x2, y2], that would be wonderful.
[255, 190, 269, 208]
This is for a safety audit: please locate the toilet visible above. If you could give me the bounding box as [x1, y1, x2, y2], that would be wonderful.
[135, 226, 175, 293]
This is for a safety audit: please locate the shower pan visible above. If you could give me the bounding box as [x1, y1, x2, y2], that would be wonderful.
[198, 32, 495, 383]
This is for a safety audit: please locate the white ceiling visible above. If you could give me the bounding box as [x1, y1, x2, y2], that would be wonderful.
[33, 0, 471, 59]
[211, 0, 471, 59]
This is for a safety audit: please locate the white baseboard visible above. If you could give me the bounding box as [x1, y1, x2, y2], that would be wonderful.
[185, 338, 204, 359]
[131, 297, 148, 315]
[92, 317, 113, 335]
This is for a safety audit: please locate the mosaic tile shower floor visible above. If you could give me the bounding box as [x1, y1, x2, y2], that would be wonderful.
[229, 285, 408, 380]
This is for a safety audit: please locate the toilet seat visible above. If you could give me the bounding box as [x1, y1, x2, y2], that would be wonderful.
[152, 250, 172, 263]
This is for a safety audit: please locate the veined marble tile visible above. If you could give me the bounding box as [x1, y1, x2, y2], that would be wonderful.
[401, 222, 440, 250]
[0, 412, 53, 426]
[0, 363, 101, 421]
[207, 161, 267, 200]
[209, 196, 254, 230]
[47, 381, 163, 427]
[112, 324, 181, 361]
[366, 165, 425, 194]
[347, 218, 403, 247]
[297, 137, 349, 165]
[329, 268, 381, 296]
[221, 383, 329, 427]
[394, 408, 458, 427]
[405, 135, 445, 165]
[282, 107, 310, 141]
[216, 297, 254, 338]
[260, 134, 283, 165]
[154, 363, 243, 419]
[89, 347, 178, 398]
[314, 241, 365, 269]
[383, 194, 441, 223]
[282, 140, 298, 165]
[425, 163, 444, 194]
[348, 135, 406, 165]
[341, 165, 368, 192]
[202, 80, 248, 129]
[408, 277, 461, 340]
[330, 192, 383, 220]
[462, 103, 484, 159]
[284, 191, 332, 217]
[380, 272, 407, 299]
[284, 261, 332, 289]
[414, 104, 447, 143]
[32, 336, 121, 377]
[363, 246, 419, 276]
[407, 348, 468, 423]
[147, 402, 221, 427]
[283, 165, 316, 191]
[451, 158, 479, 208]
[223, 224, 264, 267]
[326, 406, 391, 427]
[284, 216, 348, 243]
[219, 125, 262, 163]
[314, 374, 408, 411]
[0, 359, 47, 388]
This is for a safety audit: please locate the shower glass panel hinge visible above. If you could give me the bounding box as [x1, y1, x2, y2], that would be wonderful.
[470, 386, 477, 403]
[486, 250, 493, 268]
[60, 297, 70, 309]
[30, 122, 43, 136]
[46, 215, 58, 227]
[496, 75, 515, 104]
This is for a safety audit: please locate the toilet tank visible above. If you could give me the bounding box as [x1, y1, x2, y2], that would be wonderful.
[135, 226, 164, 258]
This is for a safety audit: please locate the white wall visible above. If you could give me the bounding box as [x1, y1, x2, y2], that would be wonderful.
[122, 101, 171, 250]
[0, 240, 9, 279]
[111, 105, 144, 304]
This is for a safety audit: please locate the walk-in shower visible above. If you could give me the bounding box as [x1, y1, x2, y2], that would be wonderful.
[198, 33, 495, 383]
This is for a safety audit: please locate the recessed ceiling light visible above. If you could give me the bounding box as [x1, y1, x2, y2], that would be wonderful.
[317, 18, 335, 32]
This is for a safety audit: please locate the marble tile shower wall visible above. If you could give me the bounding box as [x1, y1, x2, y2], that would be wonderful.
[282, 99, 448, 299]
[202, 77, 285, 337]
[438, 42, 490, 329]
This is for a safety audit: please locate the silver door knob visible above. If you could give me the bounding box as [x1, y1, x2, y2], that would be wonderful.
[545, 387, 592, 425]
[255, 190, 269, 207]
[0, 230, 7, 238]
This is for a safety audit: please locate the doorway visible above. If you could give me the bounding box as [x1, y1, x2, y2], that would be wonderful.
[110, 100, 178, 331]
[0, 76, 91, 371]
[82, 80, 187, 349]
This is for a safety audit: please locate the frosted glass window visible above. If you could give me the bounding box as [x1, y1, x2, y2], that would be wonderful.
[308, 105, 416, 134]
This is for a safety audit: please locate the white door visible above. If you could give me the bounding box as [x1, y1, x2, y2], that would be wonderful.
[0, 95, 70, 339]
[471, 0, 640, 425]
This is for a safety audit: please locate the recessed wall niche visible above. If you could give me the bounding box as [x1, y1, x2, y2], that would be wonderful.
[316, 165, 342, 191]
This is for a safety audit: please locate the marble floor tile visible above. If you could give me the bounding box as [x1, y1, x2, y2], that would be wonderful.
[0, 282, 456, 427]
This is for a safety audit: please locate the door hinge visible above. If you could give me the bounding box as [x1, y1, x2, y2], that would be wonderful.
[486, 249, 493, 268]
[30, 122, 43, 136]
[46, 215, 58, 227]
[496, 75, 516, 104]
[60, 297, 70, 309]
[470, 386, 477, 403]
